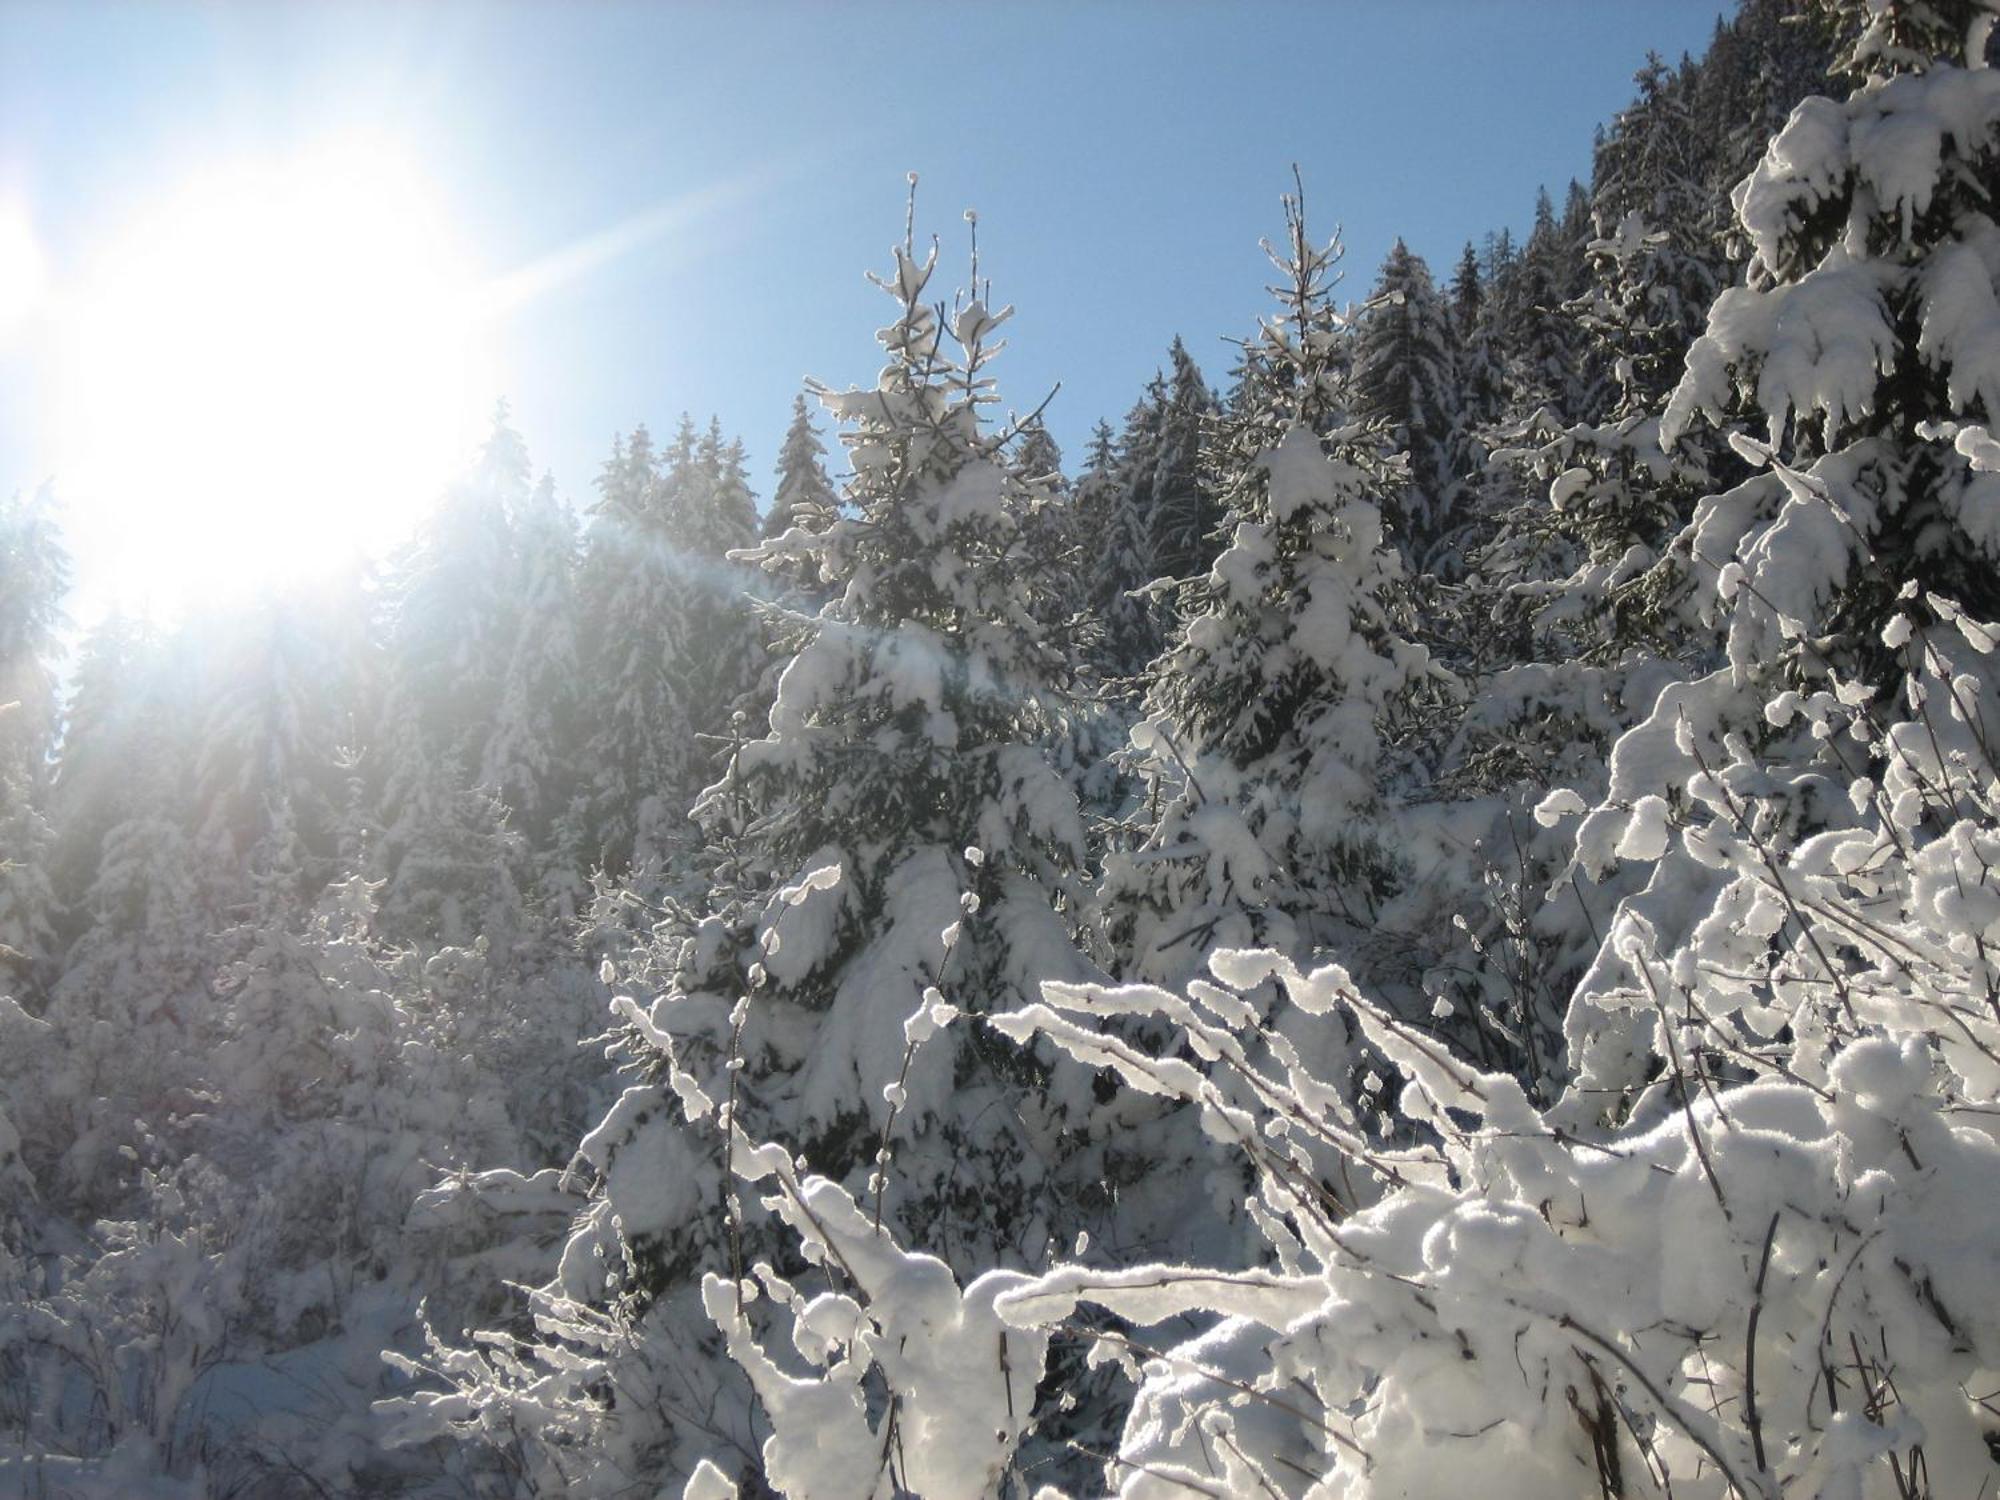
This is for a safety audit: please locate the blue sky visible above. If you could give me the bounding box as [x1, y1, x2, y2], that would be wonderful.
[0, 1, 1733, 612]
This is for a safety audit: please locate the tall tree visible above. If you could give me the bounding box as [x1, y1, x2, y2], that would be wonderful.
[1144, 336, 1221, 583]
[1352, 239, 1468, 570]
[482, 472, 585, 853]
[0, 485, 68, 1005]
[410, 212, 1105, 1491]
[1102, 189, 1440, 984]
[575, 424, 697, 874]
[762, 392, 841, 598]
[1090, 393, 1172, 676]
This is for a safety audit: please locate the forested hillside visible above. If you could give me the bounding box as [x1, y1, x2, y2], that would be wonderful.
[10, 2, 2000, 1495]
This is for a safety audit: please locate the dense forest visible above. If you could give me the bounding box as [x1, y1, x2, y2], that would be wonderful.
[7, 1, 2000, 1495]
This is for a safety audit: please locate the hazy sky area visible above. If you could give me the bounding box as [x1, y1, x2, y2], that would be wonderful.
[0, 1, 1732, 618]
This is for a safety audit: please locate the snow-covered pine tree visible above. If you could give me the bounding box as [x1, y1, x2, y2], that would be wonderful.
[396, 203, 1105, 1492]
[1587, 54, 1723, 412]
[1100, 185, 1440, 986]
[1144, 335, 1222, 584]
[1491, 186, 1602, 428]
[575, 423, 700, 875]
[0, 485, 66, 1242]
[761, 391, 841, 599]
[655, 208, 1100, 1267]
[0, 485, 65, 780]
[1069, 417, 1119, 548]
[0, 484, 67, 1008]
[1067, 417, 1149, 686]
[1090, 392, 1173, 678]
[1461, 48, 1729, 732]
[1352, 239, 1469, 572]
[38, 674, 211, 1219]
[481, 470, 586, 858]
[668, 418, 766, 772]
[376, 742, 527, 953]
[381, 410, 529, 786]
[191, 594, 358, 924]
[1007, 414, 1081, 634]
[1695, 0, 1842, 214]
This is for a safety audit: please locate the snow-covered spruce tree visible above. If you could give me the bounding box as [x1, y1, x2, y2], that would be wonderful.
[45, 617, 160, 922]
[1494, 185, 1603, 427]
[0, 483, 67, 1010]
[1457, 51, 1730, 778]
[30, 623, 216, 1222]
[1076, 343, 1219, 685]
[574, 423, 700, 875]
[482, 470, 586, 860]
[669, 418, 766, 766]
[1144, 335, 1223, 587]
[1694, 0, 1843, 219]
[390, 205, 1105, 1491]
[1087, 394, 1172, 679]
[0, 481, 65, 1333]
[1100, 187, 1444, 988]
[761, 390, 842, 600]
[1453, 184, 1605, 596]
[0, 484, 66, 780]
[1069, 417, 1120, 557]
[1352, 239, 1469, 573]
[573, 414, 763, 880]
[1066, 415, 1151, 699]
[376, 751, 528, 952]
[1008, 415, 1081, 629]
[381, 410, 531, 794]
[190, 592, 360, 925]
[1411, 192, 1725, 1088]
[1589, 55, 1722, 413]
[1441, 49, 1728, 838]
[1449, 240, 1506, 437]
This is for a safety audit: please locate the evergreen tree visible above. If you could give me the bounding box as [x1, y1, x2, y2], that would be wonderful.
[41, 703, 210, 1217]
[1143, 336, 1221, 583]
[1091, 391, 1172, 676]
[1449, 239, 1505, 431]
[0, 485, 68, 1005]
[1102, 188, 1438, 984]
[1503, 186, 1599, 421]
[382, 409, 529, 781]
[1352, 239, 1468, 570]
[575, 424, 698, 873]
[1008, 415, 1083, 632]
[1589, 52, 1720, 412]
[671, 418, 766, 770]
[482, 472, 585, 851]
[762, 391, 841, 597]
[191, 594, 357, 920]
[0, 484, 67, 782]
[412, 208, 1104, 1490]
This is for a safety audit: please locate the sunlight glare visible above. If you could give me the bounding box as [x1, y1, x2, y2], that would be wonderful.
[54, 141, 491, 615]
[0, 204, 45, 340]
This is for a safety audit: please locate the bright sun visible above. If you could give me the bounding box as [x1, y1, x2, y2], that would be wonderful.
[54, 140, 491, 615]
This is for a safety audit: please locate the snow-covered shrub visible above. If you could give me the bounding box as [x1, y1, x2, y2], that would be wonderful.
[0, 1160, 264, 1489]
[985, 908, 2000, 1496]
